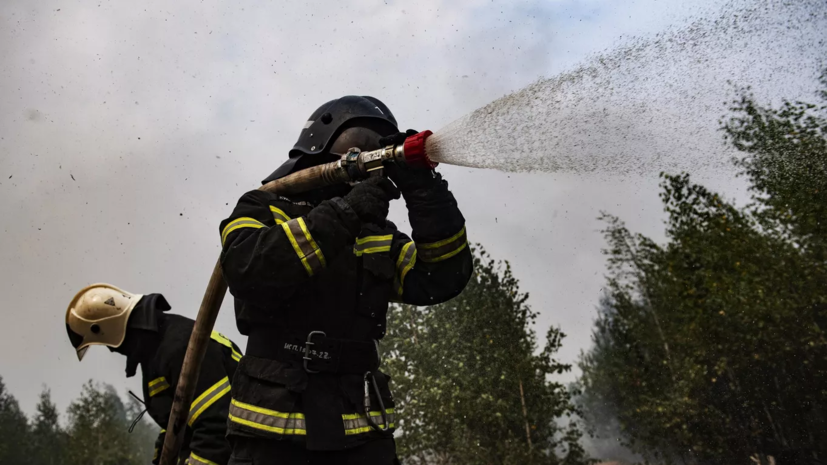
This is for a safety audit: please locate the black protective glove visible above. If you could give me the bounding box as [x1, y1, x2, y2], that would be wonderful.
[378, 129, 418, 148]
[343, 176, 401, 225]
[379, 130, 439, 192]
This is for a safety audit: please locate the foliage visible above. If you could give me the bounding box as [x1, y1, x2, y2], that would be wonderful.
[31, 389, 68, 465]
[66, 381, 158, 465]
[0, 377, 158, 465]
[0, 376, 32, 465]
[579, 70, 827, 464]
[385, 247, 589, 465]
[725, 71, 827, 260]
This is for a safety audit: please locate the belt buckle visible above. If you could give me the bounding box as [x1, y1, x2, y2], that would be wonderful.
[303, 331, 326, 374]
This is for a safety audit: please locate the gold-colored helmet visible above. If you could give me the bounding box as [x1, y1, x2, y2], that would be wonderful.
[65, 283, 143, 361]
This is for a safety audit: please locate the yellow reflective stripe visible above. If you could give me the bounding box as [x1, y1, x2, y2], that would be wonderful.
[228, 399, 306, 435]
[210, 331, 243, 362]
[427, 241, 468, 263]
[227, 399, 394, 436]
[342, 409, 396, 435]
[210, 331, 233, 347]
[281, 219, 325, 276]
[354, 235, 393, 256]
[302, 253, 323, 276]
[417, 226, 468, 263]
[399, 250, 417, 294]
[153, 449, 158, 461]
[355, 234, 393, 245]
[355, 245, 392, 256]
[395, 242, 410, 270]
[418, 226, 466, 249]
[344, 424, 397, 435]
[345, 426, 372, 435]
[228, 413, 307, 435]
[221, 217, 265, 245]
[188, 376, 231, 426]
[394, 241, 417, 295]
[269, 206, 291, 224]
[281, 221, 312, 275]
[340, 408, 395, 420]
[148, 377, 170, 397]
[297, 218, 326, 267]
[401, 249, 417, 277]
[188, 452, 219, 465]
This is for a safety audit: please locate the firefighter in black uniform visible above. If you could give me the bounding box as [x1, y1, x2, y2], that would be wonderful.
[219, 96, 473, 464]
[65, 283, 242, 465]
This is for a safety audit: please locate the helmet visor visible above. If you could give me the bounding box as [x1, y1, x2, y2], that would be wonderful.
[67, 323, 95, 361]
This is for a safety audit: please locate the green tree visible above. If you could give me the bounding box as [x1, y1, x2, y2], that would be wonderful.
[124, 392, 160, 463]
[65, 381, 154, 465]
[0, 376, 31, 465]
[579, 69, 827, 464]
[724, 70, 827, 260]
[31, 388, 68, 465]
[385, 247, 588, 465]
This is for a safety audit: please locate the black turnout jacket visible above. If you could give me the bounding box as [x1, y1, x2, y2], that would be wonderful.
[219, 172, 472, 451]
[143, 314, 242, 465]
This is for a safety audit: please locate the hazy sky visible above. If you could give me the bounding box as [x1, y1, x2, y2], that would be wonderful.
[1, 0, 823, 417]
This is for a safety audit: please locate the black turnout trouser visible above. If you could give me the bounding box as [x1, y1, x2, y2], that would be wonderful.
[228, 437, 400, 465]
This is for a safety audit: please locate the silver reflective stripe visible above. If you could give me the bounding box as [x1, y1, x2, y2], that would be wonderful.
[221, 217, 266, 245]
[416, 226, 468, 263]
[281, 218, 326, 276]
[270, 206, 291, 224]
[148, 377, 170, 397]
[188, 376, 231, 426]
[228, 399, 307, 436]
[343, 409, 396, 435]
[303, 120, 314, 129]
[285, 220, 314, 256]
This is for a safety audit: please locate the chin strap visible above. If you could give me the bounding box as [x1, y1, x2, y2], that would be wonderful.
[127, 390, 147, 433]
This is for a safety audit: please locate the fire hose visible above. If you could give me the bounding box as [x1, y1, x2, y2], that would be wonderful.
[158, 130, 436, 465]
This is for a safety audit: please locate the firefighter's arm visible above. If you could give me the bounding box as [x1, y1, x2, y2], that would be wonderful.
[165, 342, 233, 465]
[219, 190, 361, 303]
[390, 172, 473, 305]
[390, 229, 472, 305]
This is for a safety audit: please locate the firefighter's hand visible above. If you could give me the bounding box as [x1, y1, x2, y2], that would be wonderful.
[380, 130, 439, 192]
[385, 161, 437, 193]
[378, 129, 418, 148]
[344, 176, 401, 225]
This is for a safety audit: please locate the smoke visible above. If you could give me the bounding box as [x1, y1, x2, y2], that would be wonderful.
[577, 406, 643, 464]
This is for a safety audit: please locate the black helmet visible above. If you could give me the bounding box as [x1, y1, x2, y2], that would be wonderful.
[262, 96, 399, 184]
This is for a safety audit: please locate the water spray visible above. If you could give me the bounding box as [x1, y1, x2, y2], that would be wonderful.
[159, 130, 440, 465]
